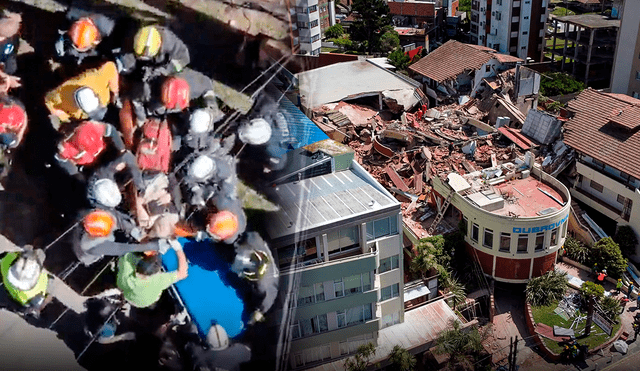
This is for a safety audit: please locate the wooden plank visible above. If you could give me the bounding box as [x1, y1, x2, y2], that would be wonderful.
[385, 166, 410, 192]
[422, 146, 432, 161]
[414, 172, 423, 194]
[461, 160, 475, 172]
[491, 153, 498, 167]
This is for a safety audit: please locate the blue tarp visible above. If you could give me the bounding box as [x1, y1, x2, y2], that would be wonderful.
[162, 238, 245, 338]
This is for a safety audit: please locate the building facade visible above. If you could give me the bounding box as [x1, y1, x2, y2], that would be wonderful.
[470, 0, 549, 61]
[610, 0, 640, 98]
[266, 140, 403, 369]
[290, 0, 335, 56]
[431, 163, 571, 283]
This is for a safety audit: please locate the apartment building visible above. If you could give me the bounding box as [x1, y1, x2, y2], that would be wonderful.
[290, 0, 335, 56]
[610, 0, 640, 98]
[266, 139, 403, 369]
[470, 0, 549, 61]
[562, 89, 640, 260]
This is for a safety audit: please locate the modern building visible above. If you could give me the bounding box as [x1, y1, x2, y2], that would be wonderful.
[610, 0, 640, 98]
[408, 40, 522, 104]
[563, 88, 640, 260]
[546, 14, 619, 88]
[470, 0, 549, 61]
[290, 0, 336, 56]
[388, 0, 460, 43]
[430, 161, 571, 283]
[265, 139, 403, 369]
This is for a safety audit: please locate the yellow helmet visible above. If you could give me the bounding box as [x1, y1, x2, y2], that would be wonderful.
[133, 25, 162, 58]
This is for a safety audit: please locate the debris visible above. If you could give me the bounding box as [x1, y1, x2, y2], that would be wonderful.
[385, 166, 410, 192]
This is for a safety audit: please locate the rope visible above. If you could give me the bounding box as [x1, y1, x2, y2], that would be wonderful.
[44, 219, 81, 252]
[76, 302, 123, 361]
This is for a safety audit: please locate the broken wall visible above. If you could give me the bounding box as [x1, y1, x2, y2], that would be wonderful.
[522, 109, 561, 145]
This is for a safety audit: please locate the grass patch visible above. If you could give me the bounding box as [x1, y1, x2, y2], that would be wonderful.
[321, 47, 340, 53]
[546, 38, 566, 49]
[544, 53, 566, 62]
[552, 7, 576, 16]
[532, 301, 621, 354]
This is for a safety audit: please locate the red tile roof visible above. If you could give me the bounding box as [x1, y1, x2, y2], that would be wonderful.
[408, 40, 523, 83]
[605, 93, 640, 104]
[565, 88, 640, 179]
[388, 1, 435, 17]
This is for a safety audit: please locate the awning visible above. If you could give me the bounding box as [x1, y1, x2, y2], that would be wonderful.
[404, 282, 431, 302]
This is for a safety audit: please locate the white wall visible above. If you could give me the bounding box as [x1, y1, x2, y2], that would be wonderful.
[486, 0, 509, 53]
[518, 0, 533, 59]
[611, 0, 640, 94]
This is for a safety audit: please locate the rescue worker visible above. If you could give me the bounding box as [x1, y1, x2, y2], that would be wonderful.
[45, 61, 120, 127]
[116, 239, 188, 308]
[177, 107, 224, 152]
[0, 95, 27, 150]
[1, 245, 48, 312]
[186, 324, 252, 371]
[206, 208, 246, 245]
[54, 11, 116, 65]
[0, 10, 20, 75]
[128, 68, 219, 125]
[116, 24, 190, 81]
[54, 120, 126, 177]
[617, 279, 623, 294]
[86, 151, 145, 209]
[74, 208, 164, 266]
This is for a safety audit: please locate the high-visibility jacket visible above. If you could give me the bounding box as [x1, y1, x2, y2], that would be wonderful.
[0, 252, 48, 306]
[44, 61, 118, 123]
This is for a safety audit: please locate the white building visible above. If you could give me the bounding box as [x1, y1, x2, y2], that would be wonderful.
[610, 0, 640, 98]
[290, 0, 336, 56]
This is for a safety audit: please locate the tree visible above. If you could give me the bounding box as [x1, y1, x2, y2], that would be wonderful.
[445, 274, 466, 311]
[613, 225, 638, 258]
[564, 236, 590, 264]
[379, 30, 400, 54]
[325, 24, 345, 39]
[389, 345, 416, 371]
[388, 48, 411, 70]
[350, 0, 391, 54]
[344, 342, 376, 371]
[580, 281, 605, 336]
[525, 270, 568, 306]
[540, 72, 585, 97]
[590, 237, 627, 279]
[330, 37, 354, 51]
[435, 320, 485, 370]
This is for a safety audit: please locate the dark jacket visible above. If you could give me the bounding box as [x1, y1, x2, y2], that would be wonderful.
[55, 11, 116, 65]
[0, 34, 19, 75]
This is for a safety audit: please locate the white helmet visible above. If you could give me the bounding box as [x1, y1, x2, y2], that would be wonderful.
[188, 155, 216, 180]
[206, 324, 229, 350]
[238, 118, 272, 145]
[92, 178, 122, 208]
[7, 247, 45, 291]
[74, 87, 100, 114]
[189, 108, 213, 134]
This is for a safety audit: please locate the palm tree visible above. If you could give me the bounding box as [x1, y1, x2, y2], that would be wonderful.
[435, 320, 485, 371]
[445, 275, 466, 311]
[344, 342, 376, 371]
[389, 345, 416, 371]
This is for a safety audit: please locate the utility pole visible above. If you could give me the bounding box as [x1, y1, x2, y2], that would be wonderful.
[508, 337, 514, 371]
[513, 336, 519, 371]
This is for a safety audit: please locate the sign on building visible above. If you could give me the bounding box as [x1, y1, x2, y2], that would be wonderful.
[592, 311, 613, 336]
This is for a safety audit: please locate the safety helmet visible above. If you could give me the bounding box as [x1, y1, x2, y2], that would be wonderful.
[188, 155, 215, 180]
[238, 118, 272, 145]
[7, 246, 45, 292]
[207, 210, 239, 242]
[189, 108, 213, 134]
[133, 25, 162, 59]
[0, 101, 27, 131]
[235, 249, 269, 281]
[68, 17, 100, 52]
[74, 87, 100, 114]
[206, 324, 229, 350]
[91, 178, 122, 208]
[83, 210, 116, 237]
[161, 77, 190, 111]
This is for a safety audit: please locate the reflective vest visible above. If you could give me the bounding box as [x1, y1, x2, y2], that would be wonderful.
[1, 252, 48, 306]
[58, 121, 107, 165]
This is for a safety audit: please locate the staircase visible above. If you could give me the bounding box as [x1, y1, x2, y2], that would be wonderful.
[570, 200, 599, 244]
[427, 191, 453, 235]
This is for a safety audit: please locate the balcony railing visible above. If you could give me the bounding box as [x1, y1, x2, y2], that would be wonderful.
[572, 186, 623, 216]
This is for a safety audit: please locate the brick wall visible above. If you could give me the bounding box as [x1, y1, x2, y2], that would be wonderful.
[531, 252, 557, 278]
[495, 256, 531, 280]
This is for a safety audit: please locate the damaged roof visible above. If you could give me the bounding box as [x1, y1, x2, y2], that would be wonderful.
[564, 88, 640, 179]
[409, 40, 522, 83]
[297, 60, 421, 109]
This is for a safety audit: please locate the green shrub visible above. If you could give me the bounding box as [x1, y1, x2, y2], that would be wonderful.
[325, 24, 344, 39]
[564, 236, 590, 264]
[580, 281, 605, 302]
[590, 237, 627, 279]
[526, 270, 568, 306]
[540, 72, 585, 96]
[600, 296, 622, 322]
[613, 225, 638, 258]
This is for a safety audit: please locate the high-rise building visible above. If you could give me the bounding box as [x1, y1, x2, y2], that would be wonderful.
[470, 0, 549, 61]
[290, 0, 335, 56]
[610, 0, 640, 98]
[265, 137, 403, 369]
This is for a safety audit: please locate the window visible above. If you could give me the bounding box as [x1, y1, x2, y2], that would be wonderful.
[590, 180, 604, 193]
[291, 322, 301, 339]
[309, 20, 319, 28]
[298, 285, 316, 306]
[381, 312, 400, 328]
[379, 255, 400, 273]
[297, 22, 308, 29]
[334, 278, 344, 297]
[362, 272, 372, 291]
[461, 217, 468, 237]
[471, 223, 479, 242]
[634, 92, 640, 99]
[500, 233, 511, 252]
[381, 283, 400, 301]
[591, 158, 605, 170]
[535, 232, 545, 251]
[636, 71, 640, 80]
[483, 228, 494, 248]
[315, 282, 325, 302]
[496, 12, 501, 21]
[550, 228, 558, 247]
[311, 34, 320, 43]
[620, 171, 635, 183]
[496, 0, 502, 5]
[517, 234, 528, 253]
[308, 5, 317, 12]
[618, 194, 626, 204]
[328, 225, 359, 254]
[522, 31, 528, 35]
[485, 65, 491, 73]
[524, 16, 529, 20]
[311, 48, 321, 56]
[337, 310, 346, 328]
[562, 221, 568, 238]
[366, 215, 399, 240]
[344, 274, 363, 295]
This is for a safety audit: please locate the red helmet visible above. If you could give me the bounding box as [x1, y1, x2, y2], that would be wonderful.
[0, 101, 26, 133]
[58, 121, 106, 165]
[161, 77, 190, 111]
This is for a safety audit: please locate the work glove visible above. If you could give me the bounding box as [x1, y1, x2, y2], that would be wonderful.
[195, 231, 207, 242]
[54, 34, 65, 57]
[130, 227, 145, 242]
[169, 239, 183, 252]
[158, 239, 171, 255]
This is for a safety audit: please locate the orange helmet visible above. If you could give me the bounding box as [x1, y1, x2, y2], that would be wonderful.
[83, 210, 115, 237]
[207, 210, 239, 241]
[161, 77, 190, 111]
[69, 17, 100, 52]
